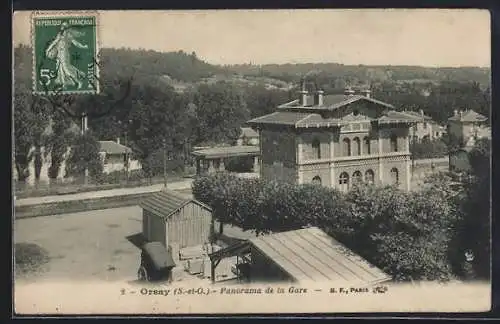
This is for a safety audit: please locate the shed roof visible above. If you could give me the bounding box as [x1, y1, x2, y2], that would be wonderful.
[249, 227, 391, 285]
[139, 189, 212, 219]
[448, 110, 488, 122]
[191, 145, 260, 159]
[98, 141, 132, 154]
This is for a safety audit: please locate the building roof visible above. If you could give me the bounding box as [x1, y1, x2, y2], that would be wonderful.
[240, 127, 259, 139]
[248, 109, 421, 129]
[139, 189, 212, 219]
[191, 145, 260, 159]
[279, 94, 394, 110]
[98, 141, 132, 154]
[378, 110, 423, 125]
[248, 227, 391, 285]
[400, 110, 433, 121]
[448, 110, 488, 122]
[247, 93, 424, 129]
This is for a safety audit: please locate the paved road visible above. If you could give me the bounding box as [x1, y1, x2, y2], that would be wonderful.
[15, 179, 193, 207]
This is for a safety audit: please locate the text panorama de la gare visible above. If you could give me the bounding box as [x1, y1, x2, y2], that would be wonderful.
[136, 286, 375, 296]
[35, 18, 95, 26]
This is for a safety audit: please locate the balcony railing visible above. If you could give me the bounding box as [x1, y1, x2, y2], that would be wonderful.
[299, 151, 410, 165]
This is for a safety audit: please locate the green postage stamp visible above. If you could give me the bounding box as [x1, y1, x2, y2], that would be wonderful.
[31, 11, 100, 94]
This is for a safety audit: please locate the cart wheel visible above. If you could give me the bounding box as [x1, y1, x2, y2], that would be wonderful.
[138, 266, 149, 281]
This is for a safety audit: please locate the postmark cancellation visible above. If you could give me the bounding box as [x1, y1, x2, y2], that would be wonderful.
[31, 11, 100, 95]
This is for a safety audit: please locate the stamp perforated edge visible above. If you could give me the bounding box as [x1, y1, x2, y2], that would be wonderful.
[30, 10, 101, 95]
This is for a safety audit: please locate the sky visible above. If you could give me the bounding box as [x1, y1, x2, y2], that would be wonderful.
[13, 9, 491, 67]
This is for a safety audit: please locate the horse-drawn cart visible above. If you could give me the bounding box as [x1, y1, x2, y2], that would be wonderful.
[137, 242, 176, 282]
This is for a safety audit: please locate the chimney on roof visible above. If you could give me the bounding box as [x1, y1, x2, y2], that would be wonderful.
[116, 137, 120, 145]
[313, 89, 324, 106]
[344, 87, 355, 98]
[459, 110, 463, 119]
[299, 80, 308, 106]
[361, 89, 371, 98]
[419, 109, 424, 117]
[454, 110, 458, 117]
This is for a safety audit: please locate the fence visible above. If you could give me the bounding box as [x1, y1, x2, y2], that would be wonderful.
[14, 167, 196, 199]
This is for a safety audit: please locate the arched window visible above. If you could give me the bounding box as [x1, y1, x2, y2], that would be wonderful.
[338, 172, 350, 192]
[363, 137, 371, 155]
[343, 138, 351, 156]
[390, 135, 398, 152]
[352, 137, 361, 156]
[352, 171, 363, 185]
[390, 168, 399, 185]
[312, 176, 322, 185]
[365, 169, 375, 184]
[312, 138, 321, 159]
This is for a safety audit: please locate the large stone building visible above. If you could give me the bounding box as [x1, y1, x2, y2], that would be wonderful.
[246, 87, 422, 192]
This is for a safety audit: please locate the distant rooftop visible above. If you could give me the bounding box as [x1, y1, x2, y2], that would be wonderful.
[448, 110, 488, 122]
[98, 141, 132, 154]
[401, 110, 433, 121]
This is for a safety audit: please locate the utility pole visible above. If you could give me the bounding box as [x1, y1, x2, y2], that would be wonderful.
[412, 124, 416, 172]
[81, 114, 89, 185]
[163, 138, 167, 189]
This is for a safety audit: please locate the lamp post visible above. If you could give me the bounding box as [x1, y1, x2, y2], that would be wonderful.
[163, 138, 167, 189]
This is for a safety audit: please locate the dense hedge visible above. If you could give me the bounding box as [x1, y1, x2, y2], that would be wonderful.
[192, 172, 467, 282]
[410, 138, 448, 159]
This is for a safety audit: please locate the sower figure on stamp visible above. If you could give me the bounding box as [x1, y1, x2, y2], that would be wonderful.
[45, 22, 88, 90]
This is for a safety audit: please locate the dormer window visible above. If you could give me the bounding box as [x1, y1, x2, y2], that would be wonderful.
[353, 110, 359, 116]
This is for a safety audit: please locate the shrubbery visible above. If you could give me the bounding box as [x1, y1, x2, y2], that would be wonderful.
[225, 156, 254, 173]
[410, 138, 448, 159]
[192, 170, 483, 282]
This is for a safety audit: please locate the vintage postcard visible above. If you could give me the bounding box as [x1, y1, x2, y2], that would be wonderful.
[12, 9, 491, 315]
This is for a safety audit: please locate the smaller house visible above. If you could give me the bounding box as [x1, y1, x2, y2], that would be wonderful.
[237, 127, 260, 146]
[403, 110, 442, 142]
[140, 189, 213, 261]
[209, 227, 391, 286]
[98, 139, 141, 174]
[448, 110, 490, 146]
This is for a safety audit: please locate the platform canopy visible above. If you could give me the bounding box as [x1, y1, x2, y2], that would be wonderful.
[210, 227, 392, 286]
[191, 145, 260, 159]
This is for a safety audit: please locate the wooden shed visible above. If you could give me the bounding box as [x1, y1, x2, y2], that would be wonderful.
[139, 189, 213, 255]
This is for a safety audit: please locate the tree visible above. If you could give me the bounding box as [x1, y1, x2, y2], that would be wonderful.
[45, 111, 77, 180]
[193, 83, 249, 145]
[452, 138, 491, 279]
[13, 87, 51, 182]
[65, 131, 103, 182]
[126, 84, 190, 177]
